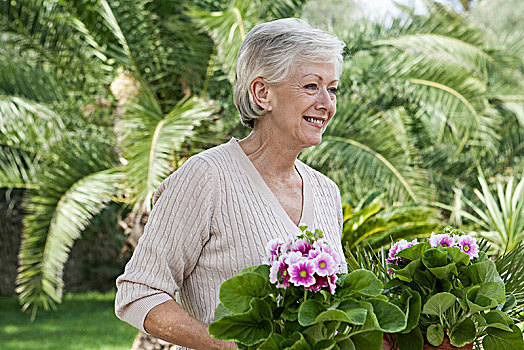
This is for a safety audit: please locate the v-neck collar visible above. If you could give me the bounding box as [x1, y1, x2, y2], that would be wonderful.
[227, 138, 315, 233]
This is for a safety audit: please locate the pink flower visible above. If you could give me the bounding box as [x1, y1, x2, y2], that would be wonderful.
[456, 236, 479, 258]
[312, 252, 336, 276]
[429, 233, 454, 248]
[266, 238, 284, 263]
[328, 274, 338, 294]
[305, 275, 329, 292]
[288, 260, 316, 287]
[291, 238, 313, 256]
[387, 238, 419, 265]
[269, 257, 291, 288]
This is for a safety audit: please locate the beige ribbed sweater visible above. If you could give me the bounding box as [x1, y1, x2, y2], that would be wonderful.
[115, 138, 346, 349]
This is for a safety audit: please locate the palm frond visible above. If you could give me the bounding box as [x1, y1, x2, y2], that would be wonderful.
[15, 135, 121, 319]
[188, 0, 259, 83]
[118, 95, 215, 209]
[496, 243, 524, 321]
[0, 147, 38, 189]
[0, 95, 65, 152]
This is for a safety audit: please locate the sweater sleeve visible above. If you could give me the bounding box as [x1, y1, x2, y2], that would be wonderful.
[115, 156, 218, 333]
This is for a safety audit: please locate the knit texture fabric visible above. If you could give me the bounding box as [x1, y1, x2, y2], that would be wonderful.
[115, 138, 347, 349]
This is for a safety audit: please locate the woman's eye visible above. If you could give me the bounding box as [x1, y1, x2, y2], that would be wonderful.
[304, 84, 317, 90]
[329, 87, 338, 94]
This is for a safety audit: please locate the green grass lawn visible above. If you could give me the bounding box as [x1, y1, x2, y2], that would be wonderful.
[0, 291, 138, 350]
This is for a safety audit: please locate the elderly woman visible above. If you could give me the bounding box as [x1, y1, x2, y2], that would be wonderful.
[115, 18, 347, 350]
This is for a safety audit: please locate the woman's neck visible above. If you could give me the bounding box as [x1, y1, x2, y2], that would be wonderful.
[238, 128, 301, 180]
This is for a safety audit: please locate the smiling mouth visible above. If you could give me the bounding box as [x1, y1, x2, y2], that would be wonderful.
[304, 117, 324, 126]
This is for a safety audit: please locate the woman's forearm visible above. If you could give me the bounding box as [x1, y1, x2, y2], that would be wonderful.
[143, 299, 237, 350]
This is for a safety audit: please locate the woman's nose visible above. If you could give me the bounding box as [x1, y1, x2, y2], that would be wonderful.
[315, 88, 335, 113]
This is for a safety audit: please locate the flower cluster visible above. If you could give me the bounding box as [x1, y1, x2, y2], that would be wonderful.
[267, 229, 342, 294]
[387, 229, 479, 274]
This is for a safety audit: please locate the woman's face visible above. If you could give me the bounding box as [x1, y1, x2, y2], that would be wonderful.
[266, 61, 338, 149]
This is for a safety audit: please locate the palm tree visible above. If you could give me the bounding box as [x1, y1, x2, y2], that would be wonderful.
[302, 2, 524, 213]
[1, 0, 215, 319]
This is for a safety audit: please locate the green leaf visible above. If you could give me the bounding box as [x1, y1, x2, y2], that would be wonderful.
[336, 338, 355, 350]
[314, 339, 336, 350]
[284, 332, 311, 350]
[422, 248, 448, 268]
[208, 299, 273, 346]
[449, 317, 476, 347]
[298, 299, 327, 326]
[215, 303, 232, 321]
[483, 310, 514, 332]
[443, 246, 470, 266]
[426, 324, 444, 346]
[421, 292, 457, 318]
[397, 327, 424, 350]
[394, 289, 421, 334]
[367, 297, 407, 332]
[219, 272, 271, 313]
[350, 330, 383, 350]
[259, 334, 285, 350]
[337, 269, 383, 298]
[427, 263, 458, 280]
[240, 265, 271, 280]
[389, 259, 422, 281]
[462, 260, 505, 289]
[482, 325, 524, 350]
[464, 285, 498, 314]
[478, 282, 506, 304]
[397, 243, 430, 261]
[337, 299, 368, 325]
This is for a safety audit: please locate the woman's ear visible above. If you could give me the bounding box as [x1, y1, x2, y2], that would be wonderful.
[250, 77, 272, 112]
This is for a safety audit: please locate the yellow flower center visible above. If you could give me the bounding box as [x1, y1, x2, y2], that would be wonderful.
[464, 245, 470, 252]
[320, 262, 326, 269]
[300, 270, 307, 278]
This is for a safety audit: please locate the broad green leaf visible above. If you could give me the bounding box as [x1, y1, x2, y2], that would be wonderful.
[388, 259, 422, 281]
[427, 324, 444, 346]
[338, 299, 368, 325]
[443, 246, 470, 266]
[449, 317, 476, 347]
[316, 310, 355, 325]
[422, 248, 448, 268]
[464, 285, 498, 314]
[298, 299, 327, 326]
[219, 272, 271, 313]
[314, 339, 336, 350]
[240, 264, 270, 280]
[462, 260, 505, 289]
[396, 243, 430, 261]
[367, 298, 407, 332]
[501, 294, 516, 312]
[284, 332, 311, 350]
[208, 299, 273, 346]
[336, 338, 355, 350]
[393, 289, 421, 334]
[397, 326, 424, 350]
[350, 330, 383, 350]
[483, 310, 513, 332]
[422, 292, 457, 318]
[477, 282, 506, 304]
[259, 333, 285, 350]
[215, 303, 232, 321]
[427, 263, 458, 280]
[337, 269, 383, 298]
[482, 325, 524, 350]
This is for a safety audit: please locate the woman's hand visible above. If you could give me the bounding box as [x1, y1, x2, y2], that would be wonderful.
[144, 299, 238, 350]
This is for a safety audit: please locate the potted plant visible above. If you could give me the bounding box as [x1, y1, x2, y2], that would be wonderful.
[384, 227, 524, 350]
[209, 228, 407, 349]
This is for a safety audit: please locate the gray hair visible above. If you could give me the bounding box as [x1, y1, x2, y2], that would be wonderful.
[234, 18, 346, 128]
